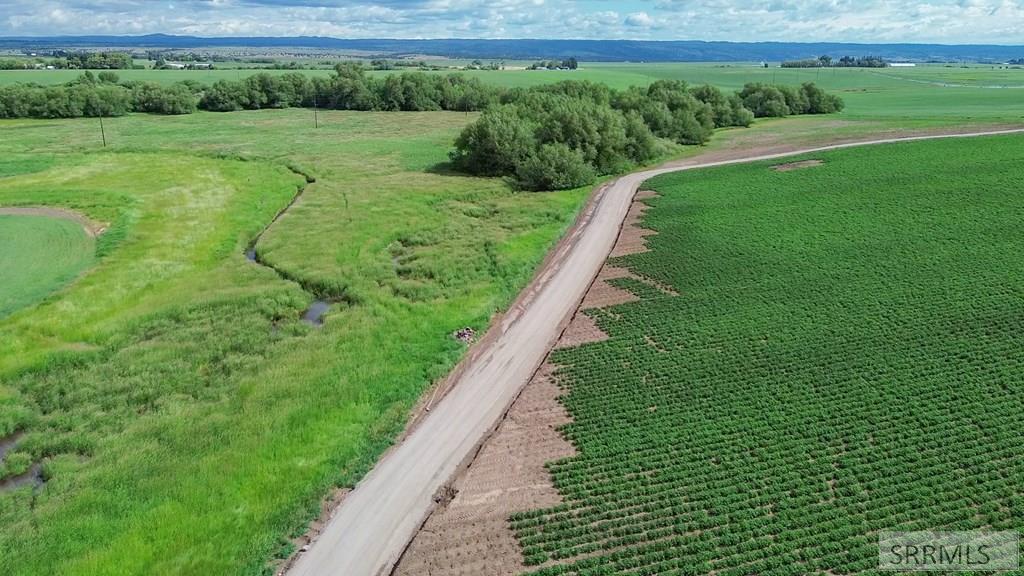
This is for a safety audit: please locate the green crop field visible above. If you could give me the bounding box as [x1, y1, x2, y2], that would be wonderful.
[512, 134, 1024, 575]
[0, 215, 95, 318]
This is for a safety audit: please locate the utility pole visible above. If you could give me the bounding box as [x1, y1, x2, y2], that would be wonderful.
[313, 93, 319, 129]
[99, 115, 107, 147]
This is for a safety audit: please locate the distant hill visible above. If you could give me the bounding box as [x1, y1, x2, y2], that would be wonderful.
[2, 35, 1022, 62]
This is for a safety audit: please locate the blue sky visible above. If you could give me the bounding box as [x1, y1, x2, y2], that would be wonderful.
[1, 0, 1023, 43]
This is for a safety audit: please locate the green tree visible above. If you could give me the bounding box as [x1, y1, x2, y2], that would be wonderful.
[450, 106, 536, 176]
[515, 143, 596, 191]
[801, 82, 845, 114]
[739, 83, 791, 117]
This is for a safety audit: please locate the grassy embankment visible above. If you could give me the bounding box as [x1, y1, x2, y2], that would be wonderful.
[515, 134, 1024, 574]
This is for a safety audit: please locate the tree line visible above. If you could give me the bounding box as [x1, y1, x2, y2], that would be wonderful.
[197, 64, 501, 112]
[452, 80, 842, 190]
[782, 55, 888, 68]
[527, 58, 579, 70]
[0, 65, 844, 190]
[0, 51, 136, 70]
[57, 51, 135, 70]
[0, 71, 198, 118]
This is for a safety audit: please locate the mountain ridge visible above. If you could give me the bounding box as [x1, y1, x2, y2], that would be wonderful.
[2, 35, 1022, 62]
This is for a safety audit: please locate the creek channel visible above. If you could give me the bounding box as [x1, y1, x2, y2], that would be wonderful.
[246, 166, 336, 326]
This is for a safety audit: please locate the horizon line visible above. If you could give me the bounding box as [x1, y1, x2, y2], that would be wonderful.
[1, 34, 1022, 47]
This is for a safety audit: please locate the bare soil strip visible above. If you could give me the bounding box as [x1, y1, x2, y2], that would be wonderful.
[288, 127, 1024, 576]
[772, 159, 824, 172]
[0, 206, 106, 236]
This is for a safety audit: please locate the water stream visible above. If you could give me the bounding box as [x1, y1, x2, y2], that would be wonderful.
[246, 167, 331, 327]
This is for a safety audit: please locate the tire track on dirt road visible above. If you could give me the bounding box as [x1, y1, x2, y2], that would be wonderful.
[288, 127, 1024, 576]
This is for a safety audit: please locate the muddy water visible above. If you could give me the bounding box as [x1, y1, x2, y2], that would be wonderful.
[0, 463, 44, 492]
[0, 431, 44, 493]
[302, 301, 331, 326]
[0, 431, 23, 462]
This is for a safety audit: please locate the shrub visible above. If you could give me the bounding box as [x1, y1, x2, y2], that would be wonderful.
[515, 143, 597, 191]
[739, 83, 791, 117]
[450, 106, 535, 176]
[131, 82, 197, 115]
[777, 84, 810, 114]
[801, 82, 845, 114]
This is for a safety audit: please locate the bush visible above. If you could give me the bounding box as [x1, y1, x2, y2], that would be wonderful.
[776, 84, 810, 115]
[515, 144, 596, 191]
[450, 106, 535, 176]
[621, 111, 660, 165]
[534, 96, 631, 174]
[198, 80, 243, 111]
[739, 83, 791, 117]
[801, 82, 845, 114]
[131, 82, 197, 115]
[615, 81, 715, 145]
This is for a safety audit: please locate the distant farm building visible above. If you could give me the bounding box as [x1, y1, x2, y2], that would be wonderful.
[166, 62, 213, 70]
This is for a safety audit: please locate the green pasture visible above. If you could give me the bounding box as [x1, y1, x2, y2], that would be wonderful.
[0, 215, 95, 318]
[0, 109, 592, 576]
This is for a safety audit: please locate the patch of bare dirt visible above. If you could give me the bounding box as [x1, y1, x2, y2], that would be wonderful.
[581, 265, 640, 309]
[0, 206, 107, 237]
[609, 196, 657, 258]
[772, 159, 824, 172]
[394, 364, 575, 576]
[558, 312, 609, 347]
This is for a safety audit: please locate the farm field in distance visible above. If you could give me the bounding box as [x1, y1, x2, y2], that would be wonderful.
[509, 135, 1024, 574]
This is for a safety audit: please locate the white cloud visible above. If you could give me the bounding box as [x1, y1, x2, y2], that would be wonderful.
[625, 11, 655, 27]
[1, 0, 1023, 43]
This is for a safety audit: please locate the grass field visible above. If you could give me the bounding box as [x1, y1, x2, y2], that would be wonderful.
[513, 134, 1024, 574]
[0, 215, 95, 318]
[0, 109, 594, 575]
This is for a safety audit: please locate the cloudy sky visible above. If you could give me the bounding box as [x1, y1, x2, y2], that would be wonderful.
[1, 0, 1023, 43]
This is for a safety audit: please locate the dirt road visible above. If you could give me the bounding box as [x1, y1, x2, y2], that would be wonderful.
[287, 127, 1024, 576]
